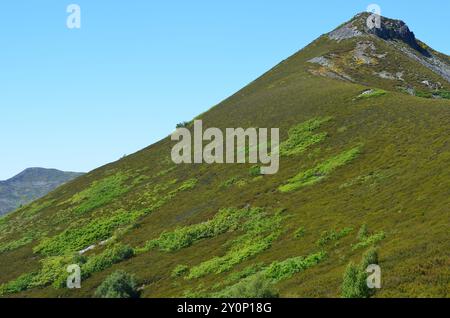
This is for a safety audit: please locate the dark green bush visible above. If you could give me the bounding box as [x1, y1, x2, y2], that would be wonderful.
[436, 90, 450, 99]
[176, 121, 190, 128]
[83, 244, 134, 277]
[0, 272, 36, 295]
[415, 90, 433, 98]
[249, 165, 261, 177]
[219, 274, 278, 298]
[341, 262, 361, 298]
[95, 270, 140, 298]
[341, 248, 379, 298]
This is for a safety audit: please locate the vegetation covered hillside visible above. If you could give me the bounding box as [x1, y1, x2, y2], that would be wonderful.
[0, 13, 449, 298]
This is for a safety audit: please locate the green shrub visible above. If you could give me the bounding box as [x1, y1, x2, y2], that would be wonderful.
[317, 228, 353, 246]
[176, 121, 190, 128]
[187, 210, 284, 279]
[29, 256, 72, 288]
[70, 173, 131, 215]
[83, 244, 134, 277]
[223, 176, 239, 188]
[279, 146, 362, 192]
[249, 165, 261, 177]
[0, 272, 36, 295]
[156, 166, 176, 177]
[225, 263, 265, 284]
[293, 227, 305, 239]
[341, 262, 361, 298]
[188, 234, 279, 279]
[0, 236, 33, 254]
[218, 274, 278, 298]
[435, 90, 450, 99]
[414, 90, 433, 99]
[95, 270, 140, 298]
[72, 253, 88, 265]
[264, 251, 327, 282]
[280, 117, 332, 156]
[144, 208, 252, 252]
[352, 231, 385, 250]
[171, 178, 198, 194]
[215, 251, 326, 297]
[341, 249, 379, 298]
[35, 177, 200, 257]
[34, 210, 138, 256]
[360, 248, 379, 270]
[357, 224, 369, 241]
[171, 265, 189, 278]
[356, 89, 386, 100]
[222, 177, 248, 188]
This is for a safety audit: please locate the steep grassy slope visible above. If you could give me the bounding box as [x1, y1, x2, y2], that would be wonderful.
[0, 13, 449, 298]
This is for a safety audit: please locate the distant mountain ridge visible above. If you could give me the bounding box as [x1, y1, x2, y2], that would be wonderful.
[0, 168, 84, 215]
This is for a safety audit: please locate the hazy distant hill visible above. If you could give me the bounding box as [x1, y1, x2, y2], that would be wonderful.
[0, 13, 449, 298]
[0, 168, 83, 215]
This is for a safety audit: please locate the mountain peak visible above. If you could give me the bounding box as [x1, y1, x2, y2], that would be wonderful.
[313, 12, 450, 92]
[0, 168, 84, 215]
[5, 168, 80, 183]
[329, 12, 428, 56]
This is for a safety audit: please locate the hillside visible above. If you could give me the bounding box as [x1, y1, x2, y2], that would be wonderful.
[0, 13, 449, 298]
[0, 168, 84, 216]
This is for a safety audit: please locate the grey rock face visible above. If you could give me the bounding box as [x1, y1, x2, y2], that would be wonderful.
[0, 168, 84, 216]
[328, 23, 362, 42]
[397, 45, 450, 83]
[354, 41, 377, 64]
[307, 56, 333, 67]
[368, 18, 429, 56]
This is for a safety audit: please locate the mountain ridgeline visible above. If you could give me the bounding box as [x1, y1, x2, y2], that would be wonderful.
[0, 168, 84, 216]
[0, 13, 449, 298]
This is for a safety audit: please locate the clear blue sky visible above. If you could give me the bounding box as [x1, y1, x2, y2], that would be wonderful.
[0, 0, 448, 179]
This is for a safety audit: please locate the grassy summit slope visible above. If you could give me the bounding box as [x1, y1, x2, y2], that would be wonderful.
[0, 13, 449, 298]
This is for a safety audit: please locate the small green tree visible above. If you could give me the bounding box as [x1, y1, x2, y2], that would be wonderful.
[358, 248, 379, 297]
[249, 165, 261, 177]
[341, 262, 360, 298]
[360, 248, 378, 269]
[95, 270, 140, 298]
[176, 121, 190, 129]
[341, 249, 379, 298]
[72, 253, 88, 265]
